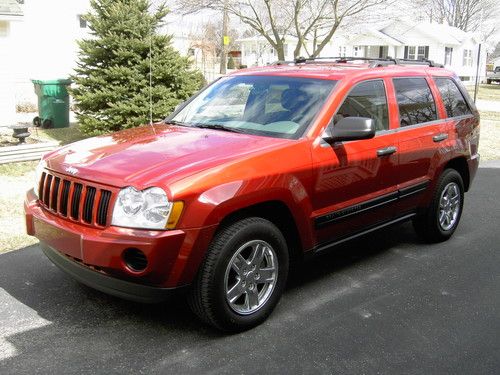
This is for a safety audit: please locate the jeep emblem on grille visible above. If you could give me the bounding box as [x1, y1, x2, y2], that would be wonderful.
[65, 166, 78, 175]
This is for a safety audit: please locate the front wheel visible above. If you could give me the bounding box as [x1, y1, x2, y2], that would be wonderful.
[188, 217, 289, 332]
[413, 169, 464, 242]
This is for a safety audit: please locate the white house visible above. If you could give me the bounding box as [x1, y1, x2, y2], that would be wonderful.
[238, 20, 486, 84]
[343, 20, 486, 83]
[0, 0, 91, 126]
[0, 0, 23, 126]
[238, 35, 306, 67]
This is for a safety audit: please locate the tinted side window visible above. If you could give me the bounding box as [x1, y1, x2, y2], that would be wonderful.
[393, 78, 437, 126]
[434, 78, 471, 117]
[334, 80, 389, 131]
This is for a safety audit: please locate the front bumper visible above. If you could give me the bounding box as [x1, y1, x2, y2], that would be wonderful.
[41, 242, 185, 303]
[25, 188, 217, 291]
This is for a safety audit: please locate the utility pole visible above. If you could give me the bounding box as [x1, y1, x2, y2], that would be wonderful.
[220, 0, 229, 74]
[474, 43, 482, 103]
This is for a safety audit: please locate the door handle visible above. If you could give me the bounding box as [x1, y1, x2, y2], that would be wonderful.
[433, 133, 448, 142]
[377, 146, 397, 157]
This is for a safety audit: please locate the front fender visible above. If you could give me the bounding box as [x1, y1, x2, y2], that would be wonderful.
[178, 175, 315, 251]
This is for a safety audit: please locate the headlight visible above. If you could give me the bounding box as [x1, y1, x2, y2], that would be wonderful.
[33, 160, 45, 198]
[111, 186, 183, 230]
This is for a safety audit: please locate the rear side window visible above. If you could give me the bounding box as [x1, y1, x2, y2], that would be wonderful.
[393, 78, 437, 126]
[334, 80, 389, 131]
[434, 77, 472, 117]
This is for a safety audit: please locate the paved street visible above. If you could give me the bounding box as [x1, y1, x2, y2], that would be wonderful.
[1, 166, 499, 374]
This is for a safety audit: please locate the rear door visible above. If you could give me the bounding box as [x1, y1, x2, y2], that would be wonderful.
[310, 78, 400, 248]
[391, 76, 450, 214]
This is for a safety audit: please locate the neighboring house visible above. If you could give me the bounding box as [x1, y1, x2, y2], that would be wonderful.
[0, 0, 23, 126]
[238, 20, 486, 84]
[345, 20, 485, 84]
[1, 0, 91, 126]
[238, 35, 306, 67]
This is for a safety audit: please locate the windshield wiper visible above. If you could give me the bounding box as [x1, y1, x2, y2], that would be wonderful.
[192, 123, 247, 134]
[164, 120, 191, 127]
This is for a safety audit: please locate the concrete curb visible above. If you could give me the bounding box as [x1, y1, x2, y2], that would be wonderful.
[479, 159, 500, 168]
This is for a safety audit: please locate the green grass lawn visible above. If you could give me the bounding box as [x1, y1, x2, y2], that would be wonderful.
[0, 126, 88, 254]
[466, 84, 500, 101]
[469, 84, 500, 161]
[30, 125, 87, 146]
[0, 164, 38, 253]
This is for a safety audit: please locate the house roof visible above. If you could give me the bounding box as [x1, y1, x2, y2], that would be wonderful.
[380, 20, 477, 46]
[348, 29, 404, 46]
[0, 0, 23, 16]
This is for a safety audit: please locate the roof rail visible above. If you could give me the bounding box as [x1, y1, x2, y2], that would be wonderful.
[293, 56, 444, 68]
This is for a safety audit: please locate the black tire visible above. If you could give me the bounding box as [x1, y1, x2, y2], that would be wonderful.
[487, 79, 492, 84]
[413, 169, 464, 243]
[188, 217, 289, 332]
[42, 119, 53, 129]
[33, 116, 41, 127]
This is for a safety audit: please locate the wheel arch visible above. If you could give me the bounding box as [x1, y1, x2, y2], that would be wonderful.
[216, 200, 306, 263]
[443, 157, 470, 191]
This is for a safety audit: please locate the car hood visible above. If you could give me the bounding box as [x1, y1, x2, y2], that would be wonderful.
[44, 124, 289, 190]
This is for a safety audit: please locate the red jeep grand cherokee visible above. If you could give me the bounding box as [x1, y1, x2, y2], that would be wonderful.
[25, 57, 480, 331]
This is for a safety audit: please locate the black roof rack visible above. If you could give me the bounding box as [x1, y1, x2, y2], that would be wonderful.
[293, 56, 444, 68]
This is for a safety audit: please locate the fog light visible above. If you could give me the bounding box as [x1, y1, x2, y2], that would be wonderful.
[123, 248, 148, 272]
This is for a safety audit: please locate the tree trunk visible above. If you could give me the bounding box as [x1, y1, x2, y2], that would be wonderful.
[293, 38, 302, 58]
[220, 1, 229, 74]
[276, 42, 285, 61]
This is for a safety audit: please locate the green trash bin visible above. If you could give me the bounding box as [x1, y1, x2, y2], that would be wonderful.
[32, 79, 72, 128]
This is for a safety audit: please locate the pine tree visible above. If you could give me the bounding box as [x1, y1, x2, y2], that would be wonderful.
[71, 0, 204, 135]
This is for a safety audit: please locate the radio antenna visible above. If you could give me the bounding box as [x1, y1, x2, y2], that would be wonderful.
[149, 29, 154, 128]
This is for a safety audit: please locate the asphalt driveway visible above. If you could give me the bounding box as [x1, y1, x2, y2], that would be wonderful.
[1, 166, 499, 374]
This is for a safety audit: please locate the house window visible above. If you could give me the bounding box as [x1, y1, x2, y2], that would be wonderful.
[78, 15, 87, 29]
[463, 49, 473, 67]
[353, 46, 360, 57]
[379, 46, 388, 58]
[444, 47, 453, 65]
[417, 46, 426, 59]
[404, 46, 429, 60]
[408, 46, 416, 59]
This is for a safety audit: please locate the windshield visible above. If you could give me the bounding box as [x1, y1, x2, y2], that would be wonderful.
[169, 76, 337, 139]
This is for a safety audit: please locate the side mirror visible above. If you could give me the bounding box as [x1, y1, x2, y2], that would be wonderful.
[322, 117, 376, 144]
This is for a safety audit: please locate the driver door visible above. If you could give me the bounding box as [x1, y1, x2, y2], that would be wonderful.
[310, 79, 400, 247]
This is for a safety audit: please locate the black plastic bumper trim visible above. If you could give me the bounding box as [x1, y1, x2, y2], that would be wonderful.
[315, 181, 430, 228]
[41, 243, 187, 303]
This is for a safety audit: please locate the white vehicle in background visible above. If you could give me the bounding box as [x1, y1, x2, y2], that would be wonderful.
[486, 66, 500, 84]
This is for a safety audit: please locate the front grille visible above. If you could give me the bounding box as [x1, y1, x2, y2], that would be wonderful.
[38, 171, 113, 227]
